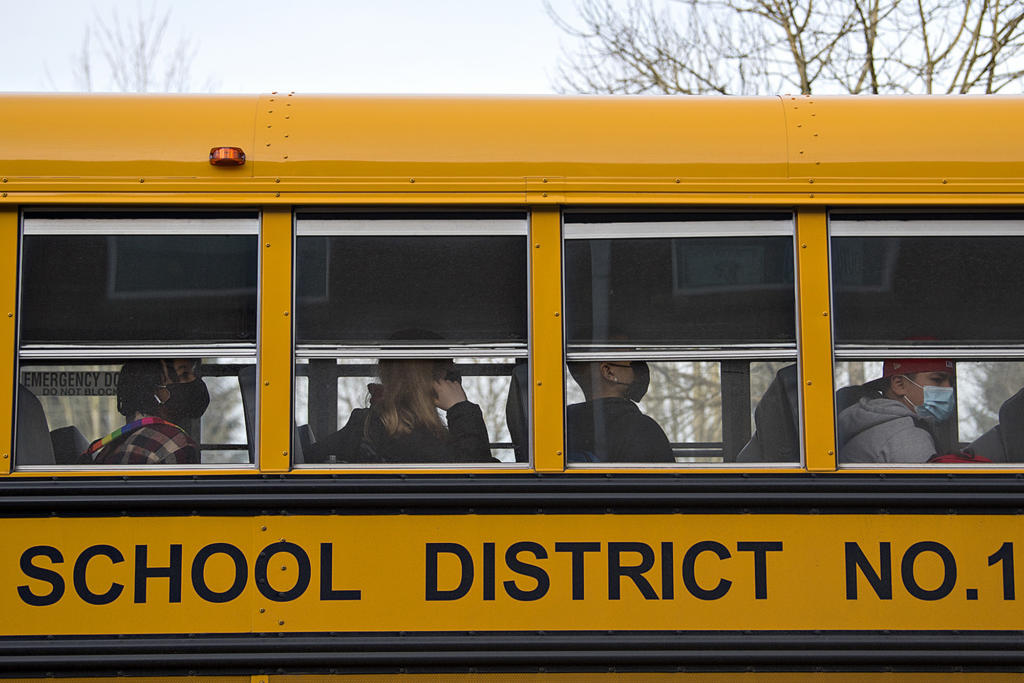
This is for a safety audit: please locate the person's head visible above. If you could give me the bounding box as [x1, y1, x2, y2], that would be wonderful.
[116, 359, 210, 424]
[375, 358, 457, 437]
[878, 358, 955, 421]
[568, 360, 649, 402]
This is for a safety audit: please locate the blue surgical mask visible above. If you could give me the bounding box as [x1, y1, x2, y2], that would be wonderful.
[904, 376, 955, 422]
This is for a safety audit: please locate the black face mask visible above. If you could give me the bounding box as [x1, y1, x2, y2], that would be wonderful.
[624, 361, 650, 403]
[161, 379, 210, 421]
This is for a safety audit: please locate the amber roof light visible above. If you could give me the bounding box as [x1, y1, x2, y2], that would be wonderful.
[209, 146, 246, 166]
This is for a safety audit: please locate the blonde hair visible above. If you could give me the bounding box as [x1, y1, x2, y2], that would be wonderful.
[374, 359, 447, 438]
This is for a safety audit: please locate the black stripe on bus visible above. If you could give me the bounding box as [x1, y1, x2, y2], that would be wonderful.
[1, 474, 1023, 517]
[1, 631, 1023, 675]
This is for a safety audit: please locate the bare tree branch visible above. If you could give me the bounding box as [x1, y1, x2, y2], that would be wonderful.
[550, 0, 1024, 94]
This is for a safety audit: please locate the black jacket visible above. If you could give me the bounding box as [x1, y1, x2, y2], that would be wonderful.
[307, 400, 494, 464]
[566, 398, 674, 463]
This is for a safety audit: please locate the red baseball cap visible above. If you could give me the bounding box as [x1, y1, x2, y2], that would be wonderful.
[881, 359, 955, 378]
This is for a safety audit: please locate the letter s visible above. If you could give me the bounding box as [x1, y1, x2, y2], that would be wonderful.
[18, 546, 65, 606]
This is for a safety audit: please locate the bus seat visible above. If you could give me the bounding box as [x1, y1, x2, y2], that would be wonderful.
[967, 386, 1024, 463]
[50, 425, 89, 465]
[238, 365, 257, 462]
[505, 360, 529, 463]
[16, 384, 55, 465]
[736, 364, 798, 462]
[293, 424, 317, 464]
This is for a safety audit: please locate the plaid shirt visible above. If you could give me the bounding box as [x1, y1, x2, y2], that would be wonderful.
[90, 421, 200, 465]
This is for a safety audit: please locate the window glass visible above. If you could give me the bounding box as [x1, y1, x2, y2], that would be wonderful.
[296, 212, 527, 345]
[835, 360, 1024, 465]
[21, 214, 258, 344]
[293, 212, 529, 467]
[565, 360, 793, 463]
[17, 358, 254, 466]
[564, 213, 795, 346]
[564, 212, 798, 466]
[831, 213, 1024, 467]
[831, 214, 1024, 345]
[16, 212, 259, 468]
[295, 357, 519, 465]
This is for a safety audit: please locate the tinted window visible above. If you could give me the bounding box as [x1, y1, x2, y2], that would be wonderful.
[21, 216, 258, 344]
[832, 215, 1024, 344]
[565, 215, 795, 346]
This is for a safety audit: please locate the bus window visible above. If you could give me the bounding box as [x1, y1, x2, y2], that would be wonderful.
[293, 211, 528, 467]
[15, 212, 259, 468]
[831, 212, 1024, 466]
[563, 212, 798, 466]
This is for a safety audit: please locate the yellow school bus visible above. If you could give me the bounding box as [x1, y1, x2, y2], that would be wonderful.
[2, 93, 1024, 678]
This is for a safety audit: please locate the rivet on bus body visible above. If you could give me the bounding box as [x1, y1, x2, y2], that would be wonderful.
[139, 178, 145, 183]
[808, 179, 814, 183]
[556, 451, 562, 456]
[410, 178, 416, 183]
[275, 193, 280, 198]
[675, 178, 680, 183]
[259, 608, 265, 613]
[537, 382, 542, 386]
[827, 450, 834, 456]
[283, 155, 289, 159]
[282, 451, 287, 457]
[806, 381, 812, 386]
[801, 244, 807, 248]
[822, 311, 828, 316]
[542, 193, 548, 198]
[1, 177, 6, 182]
[2, 454, 7, 459]
[542, 178, 548, 183]
[942, 179, 948, 184]
[265, 242, 271, 247]
[261, 526, 267, 531]
[283, 311, 289, 316]
[534, 243, 541, 248]
[7, 312, 12, 317]
[275, 178, 281, 183]
[278, 621, 285, 626]
[554, 312, 559, 317]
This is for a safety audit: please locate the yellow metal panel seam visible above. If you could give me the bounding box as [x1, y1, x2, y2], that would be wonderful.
[529, 207, 565, 472]
[0, 208, 16, 474]
[796, 207, 837, 472]
[259, 206, 293, 473]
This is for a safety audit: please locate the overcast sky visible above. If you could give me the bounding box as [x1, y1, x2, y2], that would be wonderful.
[1, 0, 581, 94]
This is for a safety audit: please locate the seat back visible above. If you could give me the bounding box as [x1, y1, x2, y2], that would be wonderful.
[16, 385, 55, 465]
[735, 364, 799, 463]
[238, 365, 258, 462]
[50, 425, 89, 465]
[504, 360, 530, 463]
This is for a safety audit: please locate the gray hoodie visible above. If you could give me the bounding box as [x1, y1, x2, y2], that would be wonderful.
[838, 397, 937, 464]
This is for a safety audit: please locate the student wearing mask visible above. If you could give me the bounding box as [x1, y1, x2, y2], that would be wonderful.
[82, 359, 209, 465]
[566, 360, 674, 463]
[838, 358, 955, 464]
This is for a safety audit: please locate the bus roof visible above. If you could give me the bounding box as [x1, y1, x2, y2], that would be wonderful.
[2, 93, 1022, 196]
